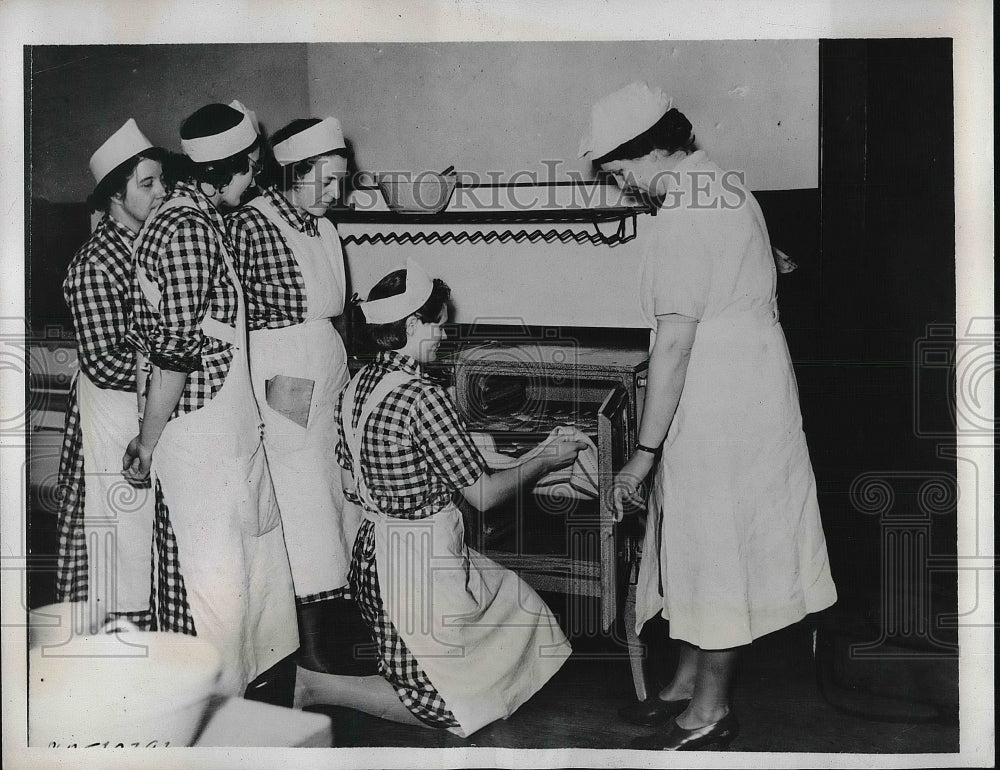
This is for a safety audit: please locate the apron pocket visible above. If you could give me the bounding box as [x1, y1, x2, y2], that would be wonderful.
[261, 376, 313, 453]
[265, 375, 315, 429]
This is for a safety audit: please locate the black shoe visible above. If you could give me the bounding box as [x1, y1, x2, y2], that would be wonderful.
[629, 709, 739, 751]
[618, 696, 692, 726]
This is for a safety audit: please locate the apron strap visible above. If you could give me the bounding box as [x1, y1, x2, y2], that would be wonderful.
[134, 196, 239, 346]
[342, 369, 417, 513]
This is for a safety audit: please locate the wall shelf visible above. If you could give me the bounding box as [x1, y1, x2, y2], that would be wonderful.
[328, 182, 656, 247]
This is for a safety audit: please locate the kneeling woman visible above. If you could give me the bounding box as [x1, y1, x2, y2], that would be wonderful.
[295, 260, 585, 736]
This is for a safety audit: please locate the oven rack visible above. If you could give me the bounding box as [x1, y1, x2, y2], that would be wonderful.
[467, 419, 599, 441]
[481, 554, 603, 596]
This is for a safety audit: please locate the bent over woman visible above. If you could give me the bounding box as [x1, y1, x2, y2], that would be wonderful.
[579, 82, 837, 750]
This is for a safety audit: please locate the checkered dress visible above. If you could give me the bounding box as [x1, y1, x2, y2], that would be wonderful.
[63, 215, 138, 390]
[56, 215, 138, 601]
[89, 476, 196, 635]
[349, 526, 459, 728]
[335, 351, 487, 519]
[55, 216, 195, 632]
[338, 350, 486, 728]
[226, 187, 310, 331]
[54, 377, 87, 602]
[125, 181, 237, 418]
[148, 482, 196, 634]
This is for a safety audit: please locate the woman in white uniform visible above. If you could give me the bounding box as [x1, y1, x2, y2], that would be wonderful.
[122, 102, 298, 699]
[227, 116, 372, 675]
[294, 260, 585, 736]
[579, 83, 837, 750]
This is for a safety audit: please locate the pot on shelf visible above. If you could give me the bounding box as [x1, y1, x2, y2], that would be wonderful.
[377, 169, 458, 214]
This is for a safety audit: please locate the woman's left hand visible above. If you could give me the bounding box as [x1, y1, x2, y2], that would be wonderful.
[612, 452, 657, 518]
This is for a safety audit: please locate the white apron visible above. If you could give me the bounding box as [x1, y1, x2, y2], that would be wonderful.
[634, 305, 837, 648]
[244, 196, 355, 598]
[77, 371, 154, 615]
[343, 370, 572, 737]
[135, 195, 298, 696]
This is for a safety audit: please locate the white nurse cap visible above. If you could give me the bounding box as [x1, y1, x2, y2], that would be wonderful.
[229, 99, 260, 135]
[272, 117, 346, 166]
[180, 103, 257, 163]
[88, 118, 154, 186]
[359, 258, 434, 324]
[578, 81, 672, 161]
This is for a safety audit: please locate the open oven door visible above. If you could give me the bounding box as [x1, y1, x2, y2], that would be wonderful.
[599, 384, 650, 700]
[596, 385, 628, 632]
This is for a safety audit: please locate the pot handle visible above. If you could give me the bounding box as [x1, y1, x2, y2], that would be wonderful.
[101, 618, 143, 635]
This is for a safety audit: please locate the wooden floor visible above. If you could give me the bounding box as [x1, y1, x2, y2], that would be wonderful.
[306, 607, 959, 754]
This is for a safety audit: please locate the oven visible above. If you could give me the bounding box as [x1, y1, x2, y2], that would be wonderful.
[452, 340, 647, 653]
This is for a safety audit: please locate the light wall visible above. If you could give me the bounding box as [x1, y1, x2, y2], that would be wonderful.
[307, 40, 818, 190]
[309, 40, 818, 327]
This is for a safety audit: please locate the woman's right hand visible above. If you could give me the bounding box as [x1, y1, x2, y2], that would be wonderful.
[544, 435, 591, 473]
[122, 435, 154, 485]
[612, 452, 657, 517]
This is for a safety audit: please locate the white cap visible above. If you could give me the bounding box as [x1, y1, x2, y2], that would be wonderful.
[578, 81, 672, 161]
[272, 117, 346, 166]
[88, 118, 154, 186]
[229, 99, 260, 135]
[359, 258, 434, 324]
[180, 103, 257, 163]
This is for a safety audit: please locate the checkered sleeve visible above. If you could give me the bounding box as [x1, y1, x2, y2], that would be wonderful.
[225, 197, 308, 330]
[412, 384, 486, 488]
[226, 210, 254, 285]
[145, 218, 215, 373]
[64, 260, 135, 389]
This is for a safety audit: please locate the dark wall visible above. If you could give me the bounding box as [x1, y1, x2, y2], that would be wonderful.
[28, 199, 91, 336]
[810, 39, 956, 632]
[756, 189, 823, 358]
[28, 44, 311, 204]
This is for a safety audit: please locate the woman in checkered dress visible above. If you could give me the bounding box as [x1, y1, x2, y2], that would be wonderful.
[226, 117, 373, 676]
[293, 261, 584, 736]
[56, 119, 192, 632]
[122, 103, 298, 698]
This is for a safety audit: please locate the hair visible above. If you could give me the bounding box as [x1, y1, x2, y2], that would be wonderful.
[593, 107, 697, 165]
[362, 269, 451, 351]
[263, 117, 349, 192]
[177, 103, 261, 191]
[87, 147, 171, 213]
